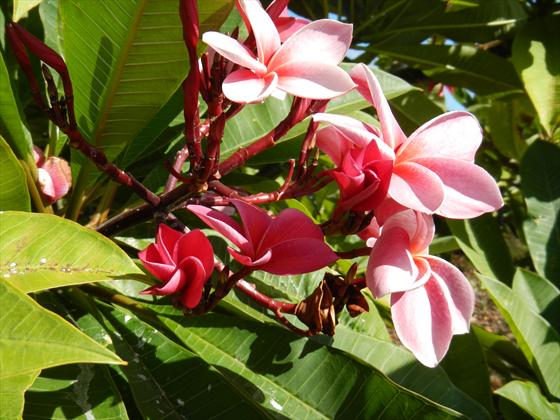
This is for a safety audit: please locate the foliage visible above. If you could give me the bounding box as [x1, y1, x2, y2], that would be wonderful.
[0, 0, 559, 419]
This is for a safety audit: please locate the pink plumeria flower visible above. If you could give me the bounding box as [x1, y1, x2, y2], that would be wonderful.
[366, 210, 475, 367]
[138, 225, 214, 309]
[33, 146, 71, 205]
[202, 0, 355, 104]
[314, 113, 394, 212]
[351, 63, 503, 218]
[188, 199, 338, 275]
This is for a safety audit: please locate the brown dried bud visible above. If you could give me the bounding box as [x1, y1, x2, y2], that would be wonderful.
[294, 280, 337, 336]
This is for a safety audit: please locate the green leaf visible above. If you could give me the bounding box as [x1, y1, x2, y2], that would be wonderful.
[60, 0, 233, 162]
[478, 274, 560, 399]
[369, 44, 521, 95]
[24, 364, 129, 420]
[0, 281, 123, 378]
[512, 269, 560, 332]
[495, 380, 560, 420]
[98, 304, 264, 419]
[0, 370, 40, 420]
[0, 51, 32, 160]
[0, 211, 144, 293]
[448, 214, 515, 285]
[512, 16, 560, 137]
[0, 136, 30, 211]
[520, 140, 560, 285]
[440, 333, 494, 414]
[151, 307, 461, 419]
[12, 0, 43, 21]
[389, 90, 443, 135]
[39, 0, 62, 52]
[221, 271, 489, 418]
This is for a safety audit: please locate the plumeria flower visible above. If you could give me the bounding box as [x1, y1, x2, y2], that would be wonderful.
[202, 0, 355, 103]
[365, 210, 475, 367]
[314, 113, 394, 212]
[138, 224, 214, 309]
[351, 63, 503, 218]
[33, 146, 71, 205]
[188, 199, 338, 275]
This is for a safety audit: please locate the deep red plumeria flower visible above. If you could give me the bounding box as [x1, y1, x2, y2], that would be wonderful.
[188, 199, 338, 275]
[138, 224, 214, 309]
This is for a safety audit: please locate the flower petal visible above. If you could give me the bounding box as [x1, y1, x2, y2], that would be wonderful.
[366, 227, 418, 297]
[178, 257, 208, 309]
[156, 224, 183, 265]
[230, 199, 272, 250]
[413, 157, 503, 218]
[389, 161, 444, 214]
[142, 268, 185, 296]
[229, 247, 272, 267]
[275, 61, 355, 99]
[398, 112, 482, 162]
[187, 204, 248, 249]
[41, 157, 71, 201]
[268, 19, 352, 68]
[236, 0, 280, 64]
[174, 229, 214, 276]
[202, 31, 266, 74]
[222, 69, 278, 104]
[259, 238, 337, 275]
[382, 210, 435, 254]
[425, 256, 475, 334]
[315, 125, 355, 166]
[37, 168, 55, 202]
[350, 63, 407, 149]
[138, 244, 176, 281]
[391, 278, 453, 367]
[314, 112, 378, 148]
[262, 208, 325, 248]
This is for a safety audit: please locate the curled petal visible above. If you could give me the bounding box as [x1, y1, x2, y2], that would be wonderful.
[142, 268, 185, 296]
[41, 157, 71, 202]
[156, 224, 183, 265]
[37, 168, 55, 201]
[315, 125, 356, 166]
[259, 238, 338, 275]
[269, 19, 352, 68]
[222, 69, 278, 103]
[187, 205, 248, 249]
[350, 64, 407, 149]
[399, 112, 482, 162]
[391, 278, 453, 367]
[174, 229, 214, 276]
[138, 244, 176, 280]
[425, 256, 475, 334]
[390, 161, 444, 214]
[413, 157, 503, 218]
[236, 0, 280, 64]
[275, 61, 355, 99]
[202, 31, 266, 74]
[229, 247, 272, 267]
[382, 210, 435, 254]
[177, 257, 208, 309]
[366, 227, 418, 297]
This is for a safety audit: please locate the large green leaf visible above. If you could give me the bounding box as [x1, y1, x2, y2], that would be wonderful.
[0, 51, 32, 160]
[520, 140, 560, 285]
[24, 364, 129, 420]
[495, 380, 560, 420]
[448, 214, 514, 285]
[0, 136, 30, 211]
[221, 270, 490, 418]
[0, 211, 144, 293]
[512, 16, 560, 138]
[369, 44, 521, 95]
[512, 269, 560, 332]
[479, 274, 560, 399]
[151, 307, 461, 419]
[60, 0, 232, 164]
[0, 370, 40, 420]
[0, 281, 123, 378]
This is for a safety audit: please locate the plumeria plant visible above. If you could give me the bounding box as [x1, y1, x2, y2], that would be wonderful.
[1, 0, 559, 419]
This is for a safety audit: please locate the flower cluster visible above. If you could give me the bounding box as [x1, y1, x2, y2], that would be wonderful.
[137, 0, 503, 367]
